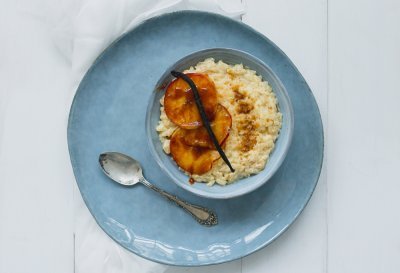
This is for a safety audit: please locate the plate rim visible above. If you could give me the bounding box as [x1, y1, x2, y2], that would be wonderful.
[67, 10, 324, 266]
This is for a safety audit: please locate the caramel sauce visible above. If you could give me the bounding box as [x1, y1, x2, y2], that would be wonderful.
[167, 72, 235, 175]
[164, 73, 217, 129]
[156, 82, 168, 91]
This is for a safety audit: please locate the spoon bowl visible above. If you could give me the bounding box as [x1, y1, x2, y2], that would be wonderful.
[99, 152, 142, 186]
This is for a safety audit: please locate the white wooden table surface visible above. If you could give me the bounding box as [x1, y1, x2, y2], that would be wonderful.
[1, 0, 399, 272]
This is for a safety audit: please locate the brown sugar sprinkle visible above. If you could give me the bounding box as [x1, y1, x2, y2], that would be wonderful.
[237, 101, 254, 114]
[233, 88, 245, 101]
[232, 86, 258, 152]
[232, 87, 253, 114]
[237, 118, 259, 152]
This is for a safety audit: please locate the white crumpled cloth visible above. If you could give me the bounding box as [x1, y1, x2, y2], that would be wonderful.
[28, 0, 245, 272]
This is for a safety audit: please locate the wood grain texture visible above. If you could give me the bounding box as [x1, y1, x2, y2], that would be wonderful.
[0, 3, 74, 273]
[242, 0, 328, 272]
[165, 260, 242, 273]
[328, 0, 400, 272]
[2, 0, 400, 272]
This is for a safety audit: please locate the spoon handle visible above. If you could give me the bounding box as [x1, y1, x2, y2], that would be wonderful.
[140, 178, 217, 226]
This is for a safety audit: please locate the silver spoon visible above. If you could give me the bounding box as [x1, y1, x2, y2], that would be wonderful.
[99, 152, 217, 226]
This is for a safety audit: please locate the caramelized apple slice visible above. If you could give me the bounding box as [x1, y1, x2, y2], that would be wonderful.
[164, 73, 217, 129]
[182, 104, 232, 149]
[170, 128, 220, 175]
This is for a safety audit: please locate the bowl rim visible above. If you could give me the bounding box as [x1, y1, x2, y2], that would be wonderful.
[145, 47, 294, 199]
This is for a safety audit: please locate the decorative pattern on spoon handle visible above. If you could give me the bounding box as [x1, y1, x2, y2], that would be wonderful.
[139, 178, 218, 226]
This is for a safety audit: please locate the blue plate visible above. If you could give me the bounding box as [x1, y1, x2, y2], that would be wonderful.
[68, 11, 323, 266]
